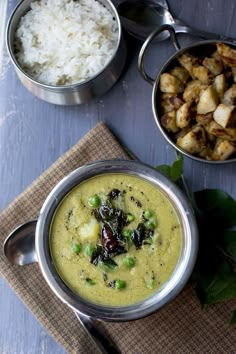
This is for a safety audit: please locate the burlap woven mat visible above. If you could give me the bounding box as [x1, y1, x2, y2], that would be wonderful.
[0, 122, 235, 354]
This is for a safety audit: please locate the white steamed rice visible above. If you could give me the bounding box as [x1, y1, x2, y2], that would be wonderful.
[14, 0, 119, 86]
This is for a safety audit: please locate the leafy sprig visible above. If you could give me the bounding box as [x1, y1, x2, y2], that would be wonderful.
[155, 154, 183, 182]
[156, 156, 236, 323]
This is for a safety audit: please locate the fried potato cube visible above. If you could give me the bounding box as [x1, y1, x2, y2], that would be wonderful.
[158, 44, 236, 161]
[175, 127, 191, 140]
[223, 84, 236, 105]
[198, 145, 213, 160]
[196, 112, 213, 126]
[213, 103, 235, 128]
[192, 65, 212, 83]
[217, 43, 236, 67]
[161, 110, 179, 133]
[212, 139, 236, 160]
[213, 74, 226, 100]
[176, 102, 191, 128]
[169, 96, 184, 109]
[159, 73, 184, 93]
[160, 93, 176, 113]
[178, 53, 198, 77]
[207, 131, 217, 144]
[177, 125, 206, 154]
[170, 66, 190, 84]
[232, 67, 236, 82]
[211, 50, 222, 61]
[183, 80, 206, 102]
[205, 121, 236, 141]
[197, 86, 218, 114]
[160, 94, 184, 113]
[79, 219, 100, 242]
[202, 57, 223, 76]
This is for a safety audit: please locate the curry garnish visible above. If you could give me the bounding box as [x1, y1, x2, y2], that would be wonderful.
[89, 189, 157, 263]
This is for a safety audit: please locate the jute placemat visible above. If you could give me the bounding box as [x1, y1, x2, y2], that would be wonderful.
[0, 122, 235, 354]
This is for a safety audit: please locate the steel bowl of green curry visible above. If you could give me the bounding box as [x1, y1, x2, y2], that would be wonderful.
[35, 160, 198, 321]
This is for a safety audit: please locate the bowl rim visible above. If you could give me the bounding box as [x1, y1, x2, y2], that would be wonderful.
[152, 39, 236, 164]
[35, 159, 198, 321]
[6, 0, 122, 90]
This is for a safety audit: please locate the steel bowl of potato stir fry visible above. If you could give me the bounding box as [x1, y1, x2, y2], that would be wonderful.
[139, 25, 236, 163]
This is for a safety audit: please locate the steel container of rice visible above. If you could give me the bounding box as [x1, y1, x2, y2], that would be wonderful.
[6, 0, 127, 105]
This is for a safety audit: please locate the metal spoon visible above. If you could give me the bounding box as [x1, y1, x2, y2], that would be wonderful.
[3, 220, 38, 265]
[117, 0, 236, 43]
[3, 221, 120, 354]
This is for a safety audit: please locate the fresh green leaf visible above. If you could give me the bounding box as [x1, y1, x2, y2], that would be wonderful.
[171, 154, 184, 182]
[193, 189, 236, 308]
[195, 261, 236, 305]
[156, 154, 183, 182]
[222, 230, 236, 260]
[194, 189, 236, 229]
[154, 157, 236, 320]
[155, 164, 172, 179]
[230, 309, 236, 324]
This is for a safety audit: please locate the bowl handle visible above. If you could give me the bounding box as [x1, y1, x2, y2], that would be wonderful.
[74, 311, 121, 354]
[138, 24, 180, 85]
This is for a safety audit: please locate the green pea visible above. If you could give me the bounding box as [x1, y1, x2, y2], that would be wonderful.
[85, 244, 95, 257]
[122, 229, 131, 239]
[145, 219, 157, 230]
[127, 213, 135, 222]
[123, 256, 135, 268]
[145, 279, 156, 289]
[72, 243, 81, 254]
[88, 194, 101, 207]
[115, 279, 126, 289]
[144, 209, 153, 219]
[85, 278, 96, 286]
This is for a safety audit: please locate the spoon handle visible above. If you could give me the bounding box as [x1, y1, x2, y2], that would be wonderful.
[173, 22, 236, 43]
[74, 311, 121, 354]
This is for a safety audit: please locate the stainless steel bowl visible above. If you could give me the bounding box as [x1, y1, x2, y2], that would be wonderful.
[6, 0, 126, 105]
[35, 159, 198, 321]
[138, 24, 236, 164]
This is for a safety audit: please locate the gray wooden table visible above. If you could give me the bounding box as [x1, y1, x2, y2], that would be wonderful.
[1, 0, 236, 353]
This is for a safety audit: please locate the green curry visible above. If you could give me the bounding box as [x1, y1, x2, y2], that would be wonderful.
[50, 174, 182, 306]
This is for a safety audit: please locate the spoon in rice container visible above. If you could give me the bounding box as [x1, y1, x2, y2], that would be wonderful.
[3, 220, 121, 354]
[116, 0, 236, 43]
